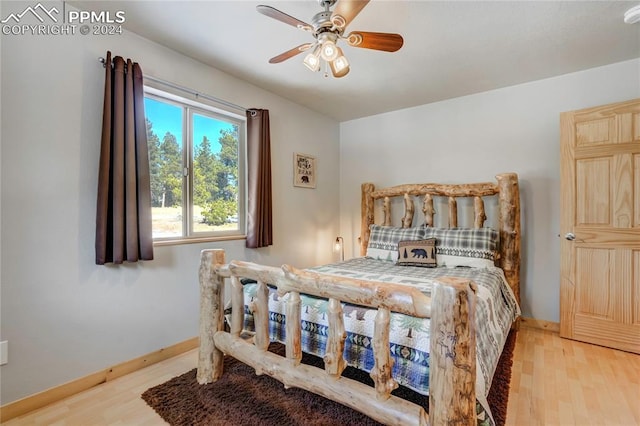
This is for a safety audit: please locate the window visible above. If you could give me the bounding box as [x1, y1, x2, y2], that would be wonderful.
[143, 86, 245, 242]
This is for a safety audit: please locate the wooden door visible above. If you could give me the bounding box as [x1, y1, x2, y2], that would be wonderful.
[560, 98, 640, 354]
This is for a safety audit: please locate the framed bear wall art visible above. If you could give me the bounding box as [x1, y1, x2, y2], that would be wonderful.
[293, 152, 316, 189]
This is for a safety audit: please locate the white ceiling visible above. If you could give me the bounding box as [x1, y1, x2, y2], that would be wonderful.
[70, 0, 640, 121]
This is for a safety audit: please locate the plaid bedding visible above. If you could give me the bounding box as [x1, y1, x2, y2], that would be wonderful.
[240, 257, 520, 426]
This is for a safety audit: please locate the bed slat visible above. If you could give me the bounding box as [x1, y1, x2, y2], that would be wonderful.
[370, 307, 398, 400]
[230, 276, 244, 336]
[474, 196, 486, 229]
[252, 281, 270, 354]
[324, 298, 347, 377]
[383, 197, 391, 226]
[448, 197, 458, 227]
[402, 193, 414, 228]
[423, 193, 435, 227]
[285, 291, 302, 365]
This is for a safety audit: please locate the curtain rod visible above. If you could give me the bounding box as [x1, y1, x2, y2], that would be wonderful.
[98, 57, 248, 114]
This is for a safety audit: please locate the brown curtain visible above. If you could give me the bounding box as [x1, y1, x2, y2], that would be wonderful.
[246, 109, 273, 248]
[95, 51, 154, 264]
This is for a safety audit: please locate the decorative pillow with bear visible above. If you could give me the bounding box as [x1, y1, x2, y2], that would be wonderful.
[365, 224, 427, 262]
[396, 239, 437, 267]
[423, 227, 499, 268]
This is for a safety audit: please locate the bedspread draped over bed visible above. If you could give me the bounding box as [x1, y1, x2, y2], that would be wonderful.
[238, 257, 520, 425]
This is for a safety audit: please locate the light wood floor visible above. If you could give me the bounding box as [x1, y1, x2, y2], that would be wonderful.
[3, 326, 639, 425]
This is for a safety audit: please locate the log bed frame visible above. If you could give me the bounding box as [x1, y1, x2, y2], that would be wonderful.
[197, 172, 520, 426]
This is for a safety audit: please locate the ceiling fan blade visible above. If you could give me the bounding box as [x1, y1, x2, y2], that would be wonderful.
[331, 0, 370, 29]
[257, 5, 312, 31]
[346, 31, 404, 52]
[268, 43, 314, 64]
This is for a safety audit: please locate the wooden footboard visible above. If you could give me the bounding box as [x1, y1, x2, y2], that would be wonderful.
[197, 249, 478, 426]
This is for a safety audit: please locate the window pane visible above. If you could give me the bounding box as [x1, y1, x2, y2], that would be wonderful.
[144, 97, 184, 238]
[144, 86, 245, 242]
[192, 112, 240, 233]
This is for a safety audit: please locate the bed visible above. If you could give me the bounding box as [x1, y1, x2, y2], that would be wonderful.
[197, 172, 521, 426]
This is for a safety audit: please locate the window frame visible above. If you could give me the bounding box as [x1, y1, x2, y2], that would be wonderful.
[144, 85, 247, 245]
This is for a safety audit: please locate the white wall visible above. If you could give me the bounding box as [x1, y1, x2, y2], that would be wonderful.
[0, 17, 340, 403]
[339, 58, 640, 323]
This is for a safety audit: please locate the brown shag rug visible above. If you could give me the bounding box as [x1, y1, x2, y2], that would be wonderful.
[142, 331, 516, 426]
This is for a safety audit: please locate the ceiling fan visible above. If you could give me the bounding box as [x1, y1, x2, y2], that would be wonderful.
[257, 0, 404, 78]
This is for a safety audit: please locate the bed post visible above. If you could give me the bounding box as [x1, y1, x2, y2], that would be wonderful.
[496, 173, 521, 309]
[429, 277, 477, 426]
[197, 249, 226, 384]
[361, 182, 375, 256]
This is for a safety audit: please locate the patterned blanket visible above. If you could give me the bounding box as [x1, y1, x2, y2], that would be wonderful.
[240, 257, 520, 426]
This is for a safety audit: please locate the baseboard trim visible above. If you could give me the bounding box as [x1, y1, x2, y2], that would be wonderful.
[520, 316, 560, 332]
[0, 336, 198, 422]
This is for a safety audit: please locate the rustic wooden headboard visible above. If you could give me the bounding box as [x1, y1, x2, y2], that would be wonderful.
[360, 173, 521, 306]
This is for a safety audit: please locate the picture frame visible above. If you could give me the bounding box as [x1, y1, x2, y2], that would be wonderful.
[293, 152, 316, 188]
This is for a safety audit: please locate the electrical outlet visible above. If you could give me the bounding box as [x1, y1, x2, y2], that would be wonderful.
[0, 341, 8, 365]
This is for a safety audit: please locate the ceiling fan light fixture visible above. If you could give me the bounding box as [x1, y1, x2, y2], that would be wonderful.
[320, 39, 340, 61]
[330, 52, 350, 78]
[303, 44, 322, 71]
[303, 53, 321, 71]
[258, 1, 403, 79]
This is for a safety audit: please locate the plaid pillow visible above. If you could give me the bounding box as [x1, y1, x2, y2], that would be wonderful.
[396, 239, 437, 267]
[423, 227, 499, 268]
[366, 224, 427, 262]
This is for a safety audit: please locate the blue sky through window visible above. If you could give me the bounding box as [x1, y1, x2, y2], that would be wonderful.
[144, 97, 234, 153]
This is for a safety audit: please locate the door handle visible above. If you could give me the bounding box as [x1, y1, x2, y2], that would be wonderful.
[564, 232, 576, 241]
